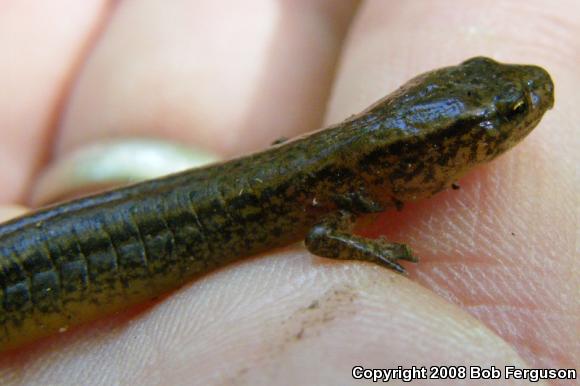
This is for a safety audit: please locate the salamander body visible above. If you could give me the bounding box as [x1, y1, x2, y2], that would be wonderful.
[0, 57, 554, 351]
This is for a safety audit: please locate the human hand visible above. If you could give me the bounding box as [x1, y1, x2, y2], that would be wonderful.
[0, 1, 577, 385]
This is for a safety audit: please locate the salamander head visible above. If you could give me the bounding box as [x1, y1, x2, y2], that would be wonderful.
[367, 57, 554, 162]
[450, 56, 554, 160]
[358, 57, 554, 203]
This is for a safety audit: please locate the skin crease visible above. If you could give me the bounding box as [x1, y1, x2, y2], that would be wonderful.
[0, 1, 577, 386]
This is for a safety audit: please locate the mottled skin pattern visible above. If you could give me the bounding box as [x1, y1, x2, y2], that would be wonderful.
[0, 57, 553, 351]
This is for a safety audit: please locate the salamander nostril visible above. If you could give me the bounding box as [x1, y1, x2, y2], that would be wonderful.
[530, 92, 541, 107]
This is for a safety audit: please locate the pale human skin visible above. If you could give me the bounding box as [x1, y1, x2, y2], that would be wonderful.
[0, 1, 577, 385]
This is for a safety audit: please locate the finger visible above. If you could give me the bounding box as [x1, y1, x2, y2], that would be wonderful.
[0, 0, 109, 203]
[0, 251, 532, 385]
[56, 0, 358, 158]
[330, 0, 578, 371]
[0, 205, 28, 221]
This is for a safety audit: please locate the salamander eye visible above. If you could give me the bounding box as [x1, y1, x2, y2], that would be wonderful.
[507, 99, 527, 119]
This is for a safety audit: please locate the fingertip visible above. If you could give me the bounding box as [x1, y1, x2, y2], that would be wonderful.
[0, 205, 29, 222]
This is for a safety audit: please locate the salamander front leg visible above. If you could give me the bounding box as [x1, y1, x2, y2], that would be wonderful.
[305, 211, 418, 274]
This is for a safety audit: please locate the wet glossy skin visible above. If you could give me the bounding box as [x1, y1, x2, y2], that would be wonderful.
[0, 57, 553, 351]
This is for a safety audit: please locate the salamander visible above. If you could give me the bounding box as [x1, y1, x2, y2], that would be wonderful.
[0, 57, 554, 351]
